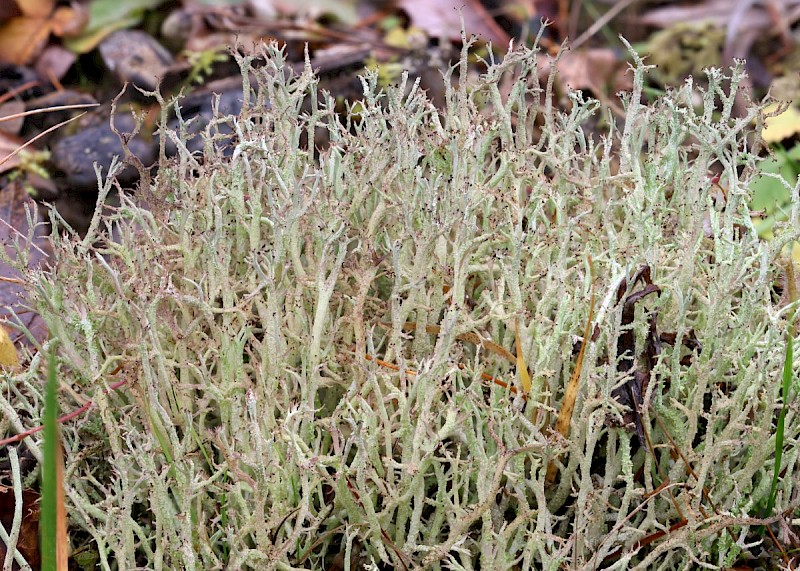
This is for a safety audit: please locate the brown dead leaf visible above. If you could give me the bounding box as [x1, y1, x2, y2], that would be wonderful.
[0, 1, 87, 65]
[610, 266, 660, 442]
[0, 100, 27, 174]
[0, 16, 53, 66]
[48, 5, 86, 37]
[0, 486, 41, 569]
[0, 131, 26, 174]
[16, 0, 54, 19]
[397, 0, 511, 47]
[556, 48, 619, 92]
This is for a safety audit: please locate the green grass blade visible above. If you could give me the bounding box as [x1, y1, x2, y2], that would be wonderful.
[765, 331, 792, 519]
[40, 348, 59, 571]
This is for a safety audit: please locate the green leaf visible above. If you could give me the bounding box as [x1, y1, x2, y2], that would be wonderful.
[64, 0, 166, 53]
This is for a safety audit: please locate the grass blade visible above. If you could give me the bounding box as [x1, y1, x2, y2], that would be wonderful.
[40, 349, 68, 571]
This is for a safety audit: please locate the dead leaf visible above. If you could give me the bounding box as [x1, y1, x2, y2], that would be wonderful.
[397, 0, 512, 47]
[762, 103, 800, 143]
[0, 324, 19, 367]
[0, 131, 26, 174]
[0, 101, 26, 135]
[546, 259, 595, 483]
[16, 0, 55, 19]
[514, 319, 531, 394]
[0, 1, 87, 65]
[0, 100, 27, 175]
[0, 16, 53, 65]
[0, 179, 51, 347]
[610, 266, 660, 442]
[555, 48, 619, 92]
[0, 486, 41, 569]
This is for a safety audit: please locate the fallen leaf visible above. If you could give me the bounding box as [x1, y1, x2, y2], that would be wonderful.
[0, 179, 51, 347]
[0, 324, 19, 367]
[64, 0, 169, 54]
[397, 0, 511, 47]
[0, 1, 87, 65]
[0, 16, 53, 65]
[0, 130, 26, 174]
[16, 0, 54, 19]
[0, 101, 26, 135]
[0, 486, 41, 569]
[762, 103, 800, 143]
[555, 48, 619, 92]
[514, 319, 531, 394]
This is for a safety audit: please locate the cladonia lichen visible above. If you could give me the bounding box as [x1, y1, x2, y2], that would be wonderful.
[2, 38, 798, 570]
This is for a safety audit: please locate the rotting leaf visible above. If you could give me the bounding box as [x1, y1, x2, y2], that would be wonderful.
[609, 266, 701, 442]
[0, 0, 87, 65]
[0, 486, 41, 569]
[0, 324, 19, 368]
[611, 265, 661, 441]
[397, 0, 511, 47]
[0, 179, 51, 347]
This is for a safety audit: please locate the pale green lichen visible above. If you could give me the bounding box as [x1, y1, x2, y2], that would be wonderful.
[1, 37, 798, 569]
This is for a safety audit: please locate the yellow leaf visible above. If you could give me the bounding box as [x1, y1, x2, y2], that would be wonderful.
[0, 324, 19, 367]
[546, 258, 595, 484]
[514, 319, 531, 394]
[0, 16, 51, 65]
[763, 103, 800, 144]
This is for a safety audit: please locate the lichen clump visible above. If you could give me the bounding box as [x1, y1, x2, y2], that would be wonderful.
[3, 41, 798, 569]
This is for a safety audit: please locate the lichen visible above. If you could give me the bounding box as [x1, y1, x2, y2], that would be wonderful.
[2, 38, 797, 569]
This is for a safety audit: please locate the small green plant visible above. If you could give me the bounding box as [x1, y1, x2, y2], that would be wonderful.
[761, 258, 797, 521]
[183, 46, 230, 85]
